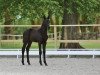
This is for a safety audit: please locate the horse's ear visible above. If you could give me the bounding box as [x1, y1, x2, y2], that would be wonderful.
[43, 15, 46, 19]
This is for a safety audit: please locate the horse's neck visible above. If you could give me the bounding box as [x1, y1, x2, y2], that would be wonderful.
[39, 24, 48, 35]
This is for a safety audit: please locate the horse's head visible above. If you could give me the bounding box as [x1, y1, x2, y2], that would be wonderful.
[42, 15, 50, 29]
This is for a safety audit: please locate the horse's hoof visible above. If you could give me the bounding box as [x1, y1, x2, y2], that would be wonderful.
[45, 63, 48, 66]
[27, 61, 31, 65]
[45, 64, 48, 66]
[40, 63, 43, 66]
[39, 61, 42, 66]
[22, 61, 25, 65]
[22, 63, 25, 65]
[28, 63, 31, 65]
[44, 61, 48, 66]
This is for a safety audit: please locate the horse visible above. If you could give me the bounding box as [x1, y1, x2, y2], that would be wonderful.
[22, 15, 50, 66]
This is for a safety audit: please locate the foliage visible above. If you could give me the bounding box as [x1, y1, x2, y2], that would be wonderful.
[0, 0, 61, 21]
[56, 0, 100, 23]
[77, 0, 100, 23]
[0, 0, 99, 23]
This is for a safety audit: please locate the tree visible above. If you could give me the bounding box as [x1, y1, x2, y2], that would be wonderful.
[59, 0, 100, 48]
[0, 0, 60, 39]
[0, 0, 17, 39]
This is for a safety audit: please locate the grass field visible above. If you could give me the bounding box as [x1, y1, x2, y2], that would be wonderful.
[0, 42, 56, 49]
[0, 41, 100, 50]
[80, 42, 100, 49]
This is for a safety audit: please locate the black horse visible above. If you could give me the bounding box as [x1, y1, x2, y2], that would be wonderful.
[22, 15, 50, 66]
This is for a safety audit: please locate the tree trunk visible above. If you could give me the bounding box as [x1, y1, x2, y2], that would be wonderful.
[55, 16, 60, 25]
[36, 18, 41, 25]
[80, 15, 98, 40]
[96, 16, 100, 24]
[50, 15, 55, 25]
[31, 18, 37, 25]
[59, 0, 84, 49]
[3, 8, 13, 40]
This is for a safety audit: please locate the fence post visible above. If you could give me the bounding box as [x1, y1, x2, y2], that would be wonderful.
[0, 26, 1, 48]
[67, 49, 70, 58]
[54, 25, 57, 49]
[93, 49, 95, 59]
[17, 49, 19, 59]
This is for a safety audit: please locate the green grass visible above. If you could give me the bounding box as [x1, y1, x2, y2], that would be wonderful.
[80, 42, 100, 49]
[0, 42, 100, 50]
[0, 42, 56, 49]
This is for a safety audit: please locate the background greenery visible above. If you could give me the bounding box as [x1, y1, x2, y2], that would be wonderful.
[0, 0, 100, 49]
[0, 42, 100, 50]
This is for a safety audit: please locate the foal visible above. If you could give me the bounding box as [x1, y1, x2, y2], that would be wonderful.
[22, 16, 50, 66]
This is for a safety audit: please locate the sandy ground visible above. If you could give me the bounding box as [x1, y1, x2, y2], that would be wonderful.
[0, 57, 100, 75]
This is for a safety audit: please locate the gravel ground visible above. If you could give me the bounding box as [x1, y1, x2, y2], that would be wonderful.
[0, 57, 100, 75]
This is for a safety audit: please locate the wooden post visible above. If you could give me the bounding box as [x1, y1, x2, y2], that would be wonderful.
[13, 26, 15, 48]
[0, 26, 1, 48]
[54, 25, 57, 49]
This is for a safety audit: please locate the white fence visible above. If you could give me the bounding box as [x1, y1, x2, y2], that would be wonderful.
[0, 49, 100, 59]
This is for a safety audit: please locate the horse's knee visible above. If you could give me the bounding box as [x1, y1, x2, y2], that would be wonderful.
[26, 45, 30, 50]
[39, 51, 42, 55]
[22, 50, 25, 55]
[26, 47, 29, 50]
[22, 46, 25, 50]
[43, 50, 45, 53]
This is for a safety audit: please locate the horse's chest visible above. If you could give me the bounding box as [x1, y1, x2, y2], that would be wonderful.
[42, 35, 48, 41]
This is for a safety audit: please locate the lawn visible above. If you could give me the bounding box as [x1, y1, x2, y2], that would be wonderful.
[80, 42, 100, 49]
[0, 41, 100, 50]
[0, 42, 56, 49]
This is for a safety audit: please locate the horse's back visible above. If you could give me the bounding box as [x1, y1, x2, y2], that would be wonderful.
[23, 28, 42, 43]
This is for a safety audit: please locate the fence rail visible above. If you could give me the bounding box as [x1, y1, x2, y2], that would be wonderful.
[0, 24, 100, 47]
[0, 24, 100, 27]
[0, 24, 100, 57]
[0, 49, 100, 59]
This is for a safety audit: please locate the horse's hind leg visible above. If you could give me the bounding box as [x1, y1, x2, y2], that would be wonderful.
[26, 42, 32, 65]
[22, 43, 27, 65]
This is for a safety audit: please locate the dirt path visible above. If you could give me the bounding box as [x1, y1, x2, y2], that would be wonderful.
[0, 58, 100, 75]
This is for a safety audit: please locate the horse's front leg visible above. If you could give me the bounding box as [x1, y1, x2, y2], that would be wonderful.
[26, 42, 32, 65]
[38, 43, 42, 65]
[22, 43, 27, 65]
[43, 42, 48, 66]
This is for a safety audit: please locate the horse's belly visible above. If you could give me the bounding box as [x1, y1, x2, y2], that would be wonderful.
[30, 36, 42, 42]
